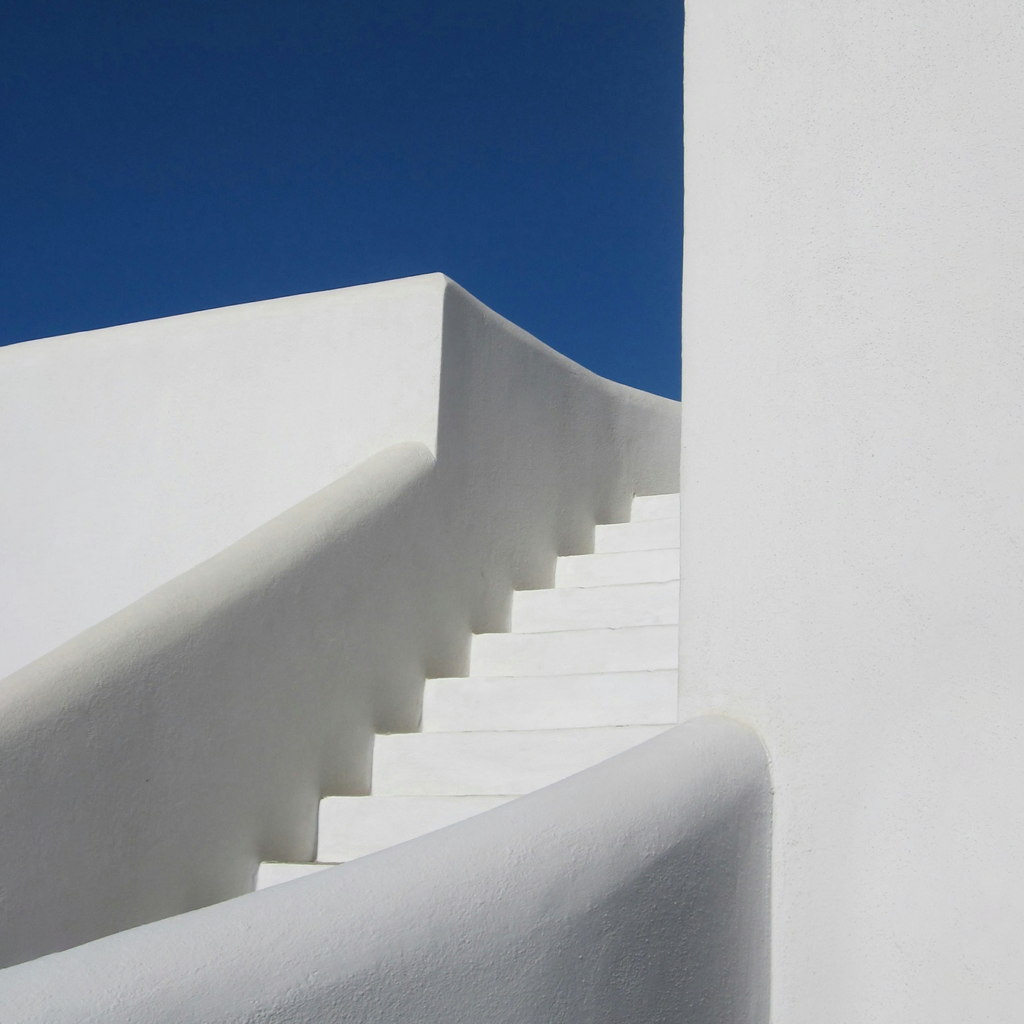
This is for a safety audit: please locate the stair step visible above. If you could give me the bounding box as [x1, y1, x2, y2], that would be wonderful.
[317, 795, 510, 862]
[594, 517, 679, 553]
[255, 861, 335, 891]
[510, 581, 678, 633]
[555, 548, 679, 588]
[256, 493, 683, 894]
[630, 493, 680, 521]
[470, 624, 677, 677]
[372, 725, 669, 795]
[422, 670, 677, 731]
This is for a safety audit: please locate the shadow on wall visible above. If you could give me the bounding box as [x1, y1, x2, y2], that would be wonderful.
[0, 277, 680, 968]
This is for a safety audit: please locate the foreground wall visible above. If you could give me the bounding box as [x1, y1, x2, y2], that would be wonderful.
[0, 719, 771, 1024]
[682, 2, 1024, 1021]
[0, 278, 679, 967]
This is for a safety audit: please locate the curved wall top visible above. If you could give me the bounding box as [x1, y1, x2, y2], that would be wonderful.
[0, 275, 444, 681]
[0, 719, 771, 1024]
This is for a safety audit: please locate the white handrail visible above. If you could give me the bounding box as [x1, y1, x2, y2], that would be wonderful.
[0, 718, 771, 1023]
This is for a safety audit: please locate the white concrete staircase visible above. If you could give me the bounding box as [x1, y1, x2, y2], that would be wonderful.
[256, 492, 680, 889]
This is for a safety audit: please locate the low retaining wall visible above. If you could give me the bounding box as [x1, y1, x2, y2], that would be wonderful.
[0, 718, 771, 1024]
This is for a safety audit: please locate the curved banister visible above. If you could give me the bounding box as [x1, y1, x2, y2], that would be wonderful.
[0, 718, 771, 1024]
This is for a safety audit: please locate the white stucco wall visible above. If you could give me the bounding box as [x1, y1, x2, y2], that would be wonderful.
[0, 718, 771, 1024]
[0, 276, 443, 681]
[681, 2, 1024, 1021]
[0, 277, 679, 967]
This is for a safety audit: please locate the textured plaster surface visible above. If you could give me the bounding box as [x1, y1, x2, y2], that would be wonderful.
[0, 718, 771, 1024]
[682, 2, 1024, 1020]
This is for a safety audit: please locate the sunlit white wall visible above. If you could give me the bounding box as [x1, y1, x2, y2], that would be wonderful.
[682, 2, 1024, 1020]
[0, 276, 443, 681]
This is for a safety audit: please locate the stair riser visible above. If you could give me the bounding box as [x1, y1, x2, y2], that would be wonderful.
[255, 862, 334, 890]
[556, 548, 679, 588]
[372, 726, 669, 795]
[318, 795, 510, 862]
[423, 671, 677, 731]
[471, 625, 677, 677]
[594, 517, 679, 553]
[630, 494, 680, 521]
[511, 581, 678, 633]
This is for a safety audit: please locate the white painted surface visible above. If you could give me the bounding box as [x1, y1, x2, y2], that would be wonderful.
[629, 493, 679, 521]
[555, 547, 680, 587]
[257, 501, 680, 887]
[423, 671, 678, 731]
[511, 581, 679, 632]
[593, 517, 679, 552]
[683, 2, 1024, 1020]
[316, 796, 510, 862]
[373, 726, 669, 795]
[471, 624, 678, 677]
[0, 277, 679, 967]
[254, 863, 333, 888]
[0, 719, 771, 1024]
[0, 276, 443, 682]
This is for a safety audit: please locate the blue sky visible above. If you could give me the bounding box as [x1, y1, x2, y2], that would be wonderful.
[0, 1, 682, 398]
